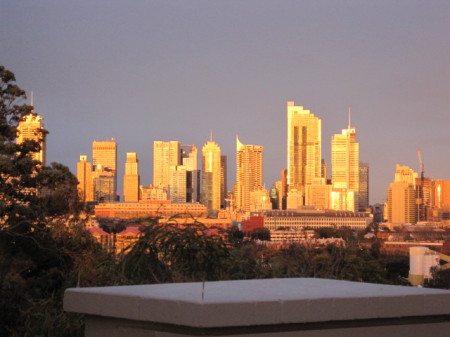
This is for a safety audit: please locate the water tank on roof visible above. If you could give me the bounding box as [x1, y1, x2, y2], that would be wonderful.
[408, 247, 440, 286]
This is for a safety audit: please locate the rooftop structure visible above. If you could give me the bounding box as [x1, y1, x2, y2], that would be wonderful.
[65, 278, 450, 337]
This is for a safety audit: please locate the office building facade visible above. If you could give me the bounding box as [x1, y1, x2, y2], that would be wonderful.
[286, 101, 322, 208]
[201, 140, 222, 216]
[123, 152, 140, 202]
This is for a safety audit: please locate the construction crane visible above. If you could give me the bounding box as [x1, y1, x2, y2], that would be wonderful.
[417, 149, 424, 180]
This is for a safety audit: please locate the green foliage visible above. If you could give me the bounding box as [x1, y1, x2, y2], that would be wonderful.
[120, 218, 230, 283]
[0, 220, 117, 336]
[0, 66, 97, 336]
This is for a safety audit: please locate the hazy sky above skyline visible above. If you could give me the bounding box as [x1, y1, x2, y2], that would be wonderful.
[2, 1, 450, 204]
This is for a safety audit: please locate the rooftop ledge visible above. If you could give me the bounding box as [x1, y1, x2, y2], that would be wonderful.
[64, 278, 450, 337]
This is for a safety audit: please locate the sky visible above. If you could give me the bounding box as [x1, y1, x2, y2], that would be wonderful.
[1, 1, 450, 205]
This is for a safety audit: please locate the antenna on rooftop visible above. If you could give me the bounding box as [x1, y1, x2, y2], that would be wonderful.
[30, 91, 34, 113]
[348, 107, 351, 129]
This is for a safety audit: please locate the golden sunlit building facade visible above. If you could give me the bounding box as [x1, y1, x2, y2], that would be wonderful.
[306, 182, 331, 210]
[92, 139, 117, 201]
[140, 184, 168, 201]
[169, 165, 187, 203]
[331, 118, 359, 211]
[123, 152, 140, 202]
[153, 141, 180, 188]
[249, 187, 272, 212]
[286, 101, 322, 208]
[429, 180, 450, 223]
[17, 113, 46, 165]
[386, 165, 418, 224]
[234, 136, 263, 212]
[201, 139, 222, 216]
[77, 155, 94, 202]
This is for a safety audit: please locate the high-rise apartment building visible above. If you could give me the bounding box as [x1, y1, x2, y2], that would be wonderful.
[331, 117, 359, 211]
[234, 136, 263, 212]
[386, 165, 418, 224]
[77, 155, 93, 202]
[92, 139, 117, 202]
[181, 144, 199, 202]
[286, 101, 322, 208]
[17, 112, 46, 165]
[153, 141, 181, 188]
[123, 152, 140, 202]
[201, 139, 222, 216]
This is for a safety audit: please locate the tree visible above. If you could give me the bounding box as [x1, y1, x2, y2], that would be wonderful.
[120, 217, 230, 283]
[250, 227, 271, 241]
[0, 66, 97, 336]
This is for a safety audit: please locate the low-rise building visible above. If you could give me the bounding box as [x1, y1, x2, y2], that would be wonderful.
[94, 200, 207, 219]
[249, 209, 371, 231]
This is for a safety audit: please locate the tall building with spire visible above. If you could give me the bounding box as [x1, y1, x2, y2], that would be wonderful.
[286, 101, 322, 208]
[201, 136, 222, 216]
[331, 111, 359, 211]
[92, 139, 117, 202]
[123, 152, 140, 202]
[234, 136, 263, 212]
[153, 141, 181, 188]
[17, 94, 46, 165]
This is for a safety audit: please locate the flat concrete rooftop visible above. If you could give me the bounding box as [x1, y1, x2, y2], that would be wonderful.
[65, 278, 450, 331]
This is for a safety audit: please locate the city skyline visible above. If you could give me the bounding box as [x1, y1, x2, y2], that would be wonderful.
[2, 1, 450, 204]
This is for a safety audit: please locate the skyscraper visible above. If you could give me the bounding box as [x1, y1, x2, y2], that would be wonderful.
[386, 165, 418, 224]
[358, 162, 369, 211]
[123, 152, 140, 202]
[93, 168, 115, 202]
[93, 139, 117, 172]
[201, 139, 221, 216]
[331, 115, 359, 211]
[77, 155, 93, 202]
[286, 101, 322, 208]
[153, 141, 181, 188]
[92, 139, 117, 202]
[234, 136, 263, 212]
[17, 112, 46, 166]
[169, 165, 187, 203]
[220, 155, 227, 209]
[181, 144, 199, 202]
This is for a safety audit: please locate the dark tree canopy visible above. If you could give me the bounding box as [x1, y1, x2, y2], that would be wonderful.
[0, 66, 86, 336]
[0, 65, 80, 230]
